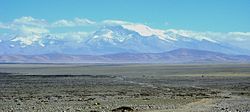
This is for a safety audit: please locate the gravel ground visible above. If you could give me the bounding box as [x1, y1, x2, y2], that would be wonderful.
[0, 64, 250, 112]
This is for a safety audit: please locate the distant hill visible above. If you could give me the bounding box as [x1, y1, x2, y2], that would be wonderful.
[1, 48, 250, 63]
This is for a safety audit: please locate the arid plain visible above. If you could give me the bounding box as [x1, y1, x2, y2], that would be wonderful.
[0, 64, 250, 112]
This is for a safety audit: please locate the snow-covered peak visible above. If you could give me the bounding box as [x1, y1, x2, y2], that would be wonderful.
[11, 34, 42, 46]
[91, 28, 124, 44]
[121, 24, 154, 36]
[121, 24, 167, 40]
[102, 30, 113, 39]
[166, 29, 218, 43]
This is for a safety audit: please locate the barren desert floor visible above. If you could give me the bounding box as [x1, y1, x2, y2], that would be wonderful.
[0, 64, 250, 112]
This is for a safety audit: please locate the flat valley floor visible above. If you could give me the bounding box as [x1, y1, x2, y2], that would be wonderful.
[0, 64, 250, 112]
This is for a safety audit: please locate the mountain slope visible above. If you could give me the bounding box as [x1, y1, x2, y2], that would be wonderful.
[1, 48, 250, 63]
[1, 24, 249, 55]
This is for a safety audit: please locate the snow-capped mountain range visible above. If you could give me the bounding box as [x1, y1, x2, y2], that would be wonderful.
[1, 21, 250, 63]
[0, 23, 250, 55]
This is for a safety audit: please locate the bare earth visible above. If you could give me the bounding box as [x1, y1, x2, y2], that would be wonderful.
[0, 64, 250, 112]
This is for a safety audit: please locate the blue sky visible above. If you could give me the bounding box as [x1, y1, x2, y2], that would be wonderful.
[1, 0, 250, 32]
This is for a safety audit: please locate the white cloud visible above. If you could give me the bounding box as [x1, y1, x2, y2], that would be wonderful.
[19, 26, 49, 34]
[228, 32, 250, 36]
[0, 22, 10, 29]
[14, 16, 35, 23]
[0, 17, 49, 34]
[52, 19, 75, 27]
[2, 17, 96, 30]
[13, 16, 48, 27]
[54, 32, 89, 43]
[102, 20, 132, 25]
[74, 18, 96, 25]
[233, 37, 246, 41]
[226, 32, 250, 42]
[52, 18, 96, 27]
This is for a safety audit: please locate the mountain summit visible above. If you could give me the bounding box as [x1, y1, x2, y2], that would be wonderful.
[0, 23, 249, 55]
